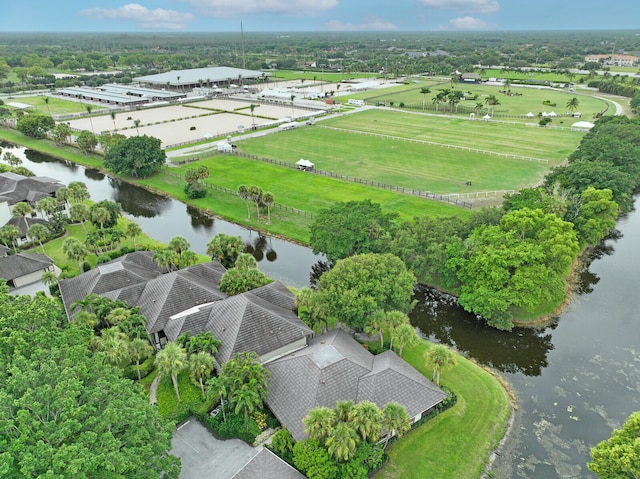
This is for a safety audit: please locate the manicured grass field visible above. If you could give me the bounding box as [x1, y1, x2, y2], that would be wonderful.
[350, 82, 609, 120]
[7, 95, 104, 115]
[236, 120, 558, 194]
[378, 339, 511, 479]
[323, 109, 581, 160]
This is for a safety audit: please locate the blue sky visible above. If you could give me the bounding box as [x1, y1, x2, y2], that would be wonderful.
[2, 0, 639, 32]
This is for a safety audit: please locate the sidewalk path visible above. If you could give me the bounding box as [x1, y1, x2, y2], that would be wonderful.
[149, 376, 160, 405]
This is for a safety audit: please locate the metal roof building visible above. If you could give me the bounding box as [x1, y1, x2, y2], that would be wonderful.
[133, 66, 270, 89]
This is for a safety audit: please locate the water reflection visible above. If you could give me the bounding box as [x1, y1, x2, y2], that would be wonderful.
[187, 205, 215, 233]
[84, 168, 105, 181]
[108, 176, 172, 218]
[410, 286, 555, 376]
[244, 234, 277, 263]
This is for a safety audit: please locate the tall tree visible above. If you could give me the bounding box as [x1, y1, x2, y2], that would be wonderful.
[232, 382, 262, 428]
[154, 342, 188, 402]
[303, 407, 336, 442]
[326, 422, 359, 462]
[0, 225, 19, 252]
[189, 351, 215, 399]
[12, 201, 33, 233]
[206, 233, 246, 268]
[206, 376, 228, 422]
[382, 402, 411, 449]
[588, 411, 640, 479]
[364, 310, 387, 349]
[35, 196, 58, 219]
[91, 206, 110, 229]
[349, 401, 383, 442]
[62, 237, 89, 271]
[392, 322, 419, 356]
[126, 222, 143, 250]
[566, 96, 580, 113]
[420, 86, 431, 111]
[248, 185, 263, 220]
[238, 184, 251, 220]
[262, 191, 275, 224]
[93, 328, 130, 366]
[104, 135, 166, 178]
[168, 236, 191, 269]
[424, 344, 457, 385]
[317, 253, 416, 330]
[27, 223, 49, 253]
[77, 130, 98, 155]
[129, 337, 154, 381]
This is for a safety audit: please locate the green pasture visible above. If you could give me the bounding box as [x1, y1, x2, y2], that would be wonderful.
[378, 339, 511, 479]
[354, 82, 609, 120]
[322, 109, 581, 161]
[236, 125, 554, 194]
[477, 68, 576, 82]
[6, 95, 102, 115]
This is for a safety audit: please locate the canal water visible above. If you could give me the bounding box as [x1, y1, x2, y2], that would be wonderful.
[2, 142, 321, 288]
[5, 141, 640, 478]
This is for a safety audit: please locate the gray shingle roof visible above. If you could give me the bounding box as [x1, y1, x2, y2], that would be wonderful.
[266, 329, 447, 441]
[231, 448, 305, 479]
[5, 216, 49, 237]
[0, 252, 53, 281]
[164, 287, 312, 365]
[59, 251, 165, 317]
[0, 172, 64, 206]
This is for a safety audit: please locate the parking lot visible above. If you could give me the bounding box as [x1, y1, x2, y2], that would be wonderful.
[171, 418, 258, 479]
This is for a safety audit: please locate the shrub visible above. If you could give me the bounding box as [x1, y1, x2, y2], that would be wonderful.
[82, 261, 91, 272]
[124, 355, 155, 380]
[96, 254, 111, 264]
[200, 411, 261, 445]
[189, 126, 196, 131]
[184, 182, 206, 199]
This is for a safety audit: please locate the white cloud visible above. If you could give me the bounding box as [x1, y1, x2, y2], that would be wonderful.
[182, 0, 338, 17]
[81, 3, 195, 30]
[327, 18, 397, 31]
[421, 0, 499, 14]
[448, 16, 493, 29]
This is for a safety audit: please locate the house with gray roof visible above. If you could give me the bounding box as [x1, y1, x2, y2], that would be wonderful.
[59, 252, 312, 357]
[0, 252, 59, 290]
[231, 448, 304, 479]
[266, 329, 447, 441]
[0, 172, 67, 227]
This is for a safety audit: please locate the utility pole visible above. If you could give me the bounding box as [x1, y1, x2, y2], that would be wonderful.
[240, 22, 246, 69]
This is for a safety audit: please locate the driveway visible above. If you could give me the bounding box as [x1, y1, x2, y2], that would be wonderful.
[171, 418, 258, 479]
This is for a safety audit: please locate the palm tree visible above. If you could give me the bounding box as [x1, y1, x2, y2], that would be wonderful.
[364, 310, 388, 349]
[249, 104, 257, 128]
[43, 96, 51, 116]
[262, 192, 274, 224]
[237, 185, 251, 220]
[189, 351, 215, 399]
[420, 86, 431, 111]
[3, 151, 22, 167]
[385, 310, 409, 351]
[206, 233, 246, 268]
[152, 249, 178, 271]
[566, 96, 580, 113]
[232, 382, 261, 428]
[41, 270, 59, 295]
[73, 311, 98, 329]
[62, 237, 88, 271]
[93, 328, 130, 366]
[125, 222, 143, 250]
[128, 338, 154, 380]
[27, 223, 49, 253]
[0, 225, 20, 252]
[303, 407, 336, 442]
[91, 206, 110, 229]
[334, 400, 354, 423]
[35, 196, 58, 220]
[349, 401, 383, 442]
[12, 201, 33, 234]
[182, 332, 222, 358]
[155, 342, 188, 402]
[382, 402, 411, 449]
[290, 94, 296, 118]
[206, 376, 228, 421]
[424, 344, 457, 385]
[69, 203, 89, 233]
[85, 105, 95, 134]
[55, 186, 71, 208]
[133, 119, 141, 136]
[105, 307, 130, 327]
[247, 185, 263, 220]
[110, 111, 117, 131]
[326, 422, 359, 462]
[68, 181, 90, 203]
[168, 236, 190, 269]
[392, 322, 419, 356]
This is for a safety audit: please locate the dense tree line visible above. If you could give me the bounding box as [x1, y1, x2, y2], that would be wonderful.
[0, 283, 180, 478]
[310, 115, 639, 330]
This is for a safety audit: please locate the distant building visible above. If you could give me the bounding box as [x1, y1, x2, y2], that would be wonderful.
[584, 54, 638, 67]
[134, 66, 271, 91]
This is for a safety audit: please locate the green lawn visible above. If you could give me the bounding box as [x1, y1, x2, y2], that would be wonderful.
[6, 95, 104, 115]
[378, 339, 511, 479]
[322, 109, 581, 160]
[348, 82, 609, 121]
[237, 121, 557, 194]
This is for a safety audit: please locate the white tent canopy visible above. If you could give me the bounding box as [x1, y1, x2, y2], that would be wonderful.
[525, 112, 534, 117]
[549, 111, 557, 117]
[541, 111, 549, 117]
[572, 121, 595, 130]
[296, 158, 314, 169]
[483, 114, 491, 120]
